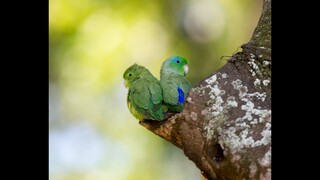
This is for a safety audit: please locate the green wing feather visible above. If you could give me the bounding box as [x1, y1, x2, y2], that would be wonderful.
[131, 81, 150, 109]
[128, 77, 164, 121]
[147, 80, 164, 120]
[160, 74, 191, 112]
[148, 78, 163, 105]
[160, 76, 178, 106]
[179, 77, 191, 96]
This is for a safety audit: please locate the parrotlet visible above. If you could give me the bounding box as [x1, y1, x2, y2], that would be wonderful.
[123, 64, 164, 121]
[160, 56, 191, 112]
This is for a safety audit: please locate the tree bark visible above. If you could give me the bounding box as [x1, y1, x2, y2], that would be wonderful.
[140, 0, 271, 179]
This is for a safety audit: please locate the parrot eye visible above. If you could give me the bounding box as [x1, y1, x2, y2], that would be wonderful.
[176, 60, 180, 63]
[129, 73, 132, 77]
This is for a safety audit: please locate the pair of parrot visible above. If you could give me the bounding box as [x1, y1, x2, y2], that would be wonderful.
[123, 56, 191, 121]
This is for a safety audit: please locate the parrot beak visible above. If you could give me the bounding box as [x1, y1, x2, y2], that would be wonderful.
[184, 65, 189, 76]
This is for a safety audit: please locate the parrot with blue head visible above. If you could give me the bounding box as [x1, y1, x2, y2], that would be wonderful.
[123, 64, 164, 121]
[160, 56, 191, 112]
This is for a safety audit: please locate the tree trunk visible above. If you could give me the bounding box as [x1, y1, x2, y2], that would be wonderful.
[140, 0, 271, 179]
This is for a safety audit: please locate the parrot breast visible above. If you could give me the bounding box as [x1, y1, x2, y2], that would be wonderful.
[127, 96, 145, 120]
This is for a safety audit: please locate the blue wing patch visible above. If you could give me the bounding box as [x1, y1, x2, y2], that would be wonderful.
[177, 87, 185, 104]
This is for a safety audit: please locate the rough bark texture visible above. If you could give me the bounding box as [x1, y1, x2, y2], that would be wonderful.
[140, 0, 271, 179]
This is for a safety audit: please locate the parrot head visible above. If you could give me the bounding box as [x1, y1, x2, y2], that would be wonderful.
[161, 56, 189, 77]
[123, 63, 144, 88]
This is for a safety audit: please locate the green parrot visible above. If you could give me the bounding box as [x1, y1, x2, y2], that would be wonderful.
[160, 56, 191, 112]
[123, 63, 164, 121]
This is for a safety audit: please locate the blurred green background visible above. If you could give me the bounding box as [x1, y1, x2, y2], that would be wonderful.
[49, 0, 262, 179]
